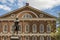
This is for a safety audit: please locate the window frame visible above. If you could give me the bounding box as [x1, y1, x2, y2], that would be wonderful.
[47, 36, 51, 40]
[47, 24, 51, 33]
[32, 24, 37, 33]
[19, 36, 22, 40]
[3, 25, 8, 33]
[25, 24, 30, 33]
[39, 24, 44, 33]
[18, 24, 22, 34]
[25, 36, 29, 40]
[22, 14, 32, 18]
[40, 36, 44, 40]
[10, 24, 15, 34]
[3, 36, 7, 40]
[32, 36, 37, 40]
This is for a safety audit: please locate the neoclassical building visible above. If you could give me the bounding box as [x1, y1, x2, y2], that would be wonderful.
[0, 3, 56, 40]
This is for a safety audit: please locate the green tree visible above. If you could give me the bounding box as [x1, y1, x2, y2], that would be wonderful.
[55, 13, 60, 40]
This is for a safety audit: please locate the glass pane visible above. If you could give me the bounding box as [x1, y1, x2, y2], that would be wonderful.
[47, 36, 51, 40]
[4, 25, 8, 32]
[32, 36, 37, 40]
[25, 24, 29, 33]
[22, 14, 32, 18]
[47, 24, 51, 32]
[25, 37, 29, 40]
[40, 36, 44, 40]
[40, 24, 44, 32]
[19, 25, 22, 31]
[32, 24, 37, 33]
[4, 37, 7, 40]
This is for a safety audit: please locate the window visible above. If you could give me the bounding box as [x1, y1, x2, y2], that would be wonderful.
[47, 36, 51, 40]
[25, 24, 30, 33]
[11, 25, 15, 33]
[25, 36, 29, 40]
[3, 25, 8, 33]
[19, 36, 22, 40]
[47, 24, 51, 33]
[4, 37, 7, 40]
[40, 24, 44, 33]
[18, 25, 22, 33]
[32, 36, 37, 40]
[32, 24, 37, 33]
[22, 14, 32, 18]
[40, 36, 44, 40]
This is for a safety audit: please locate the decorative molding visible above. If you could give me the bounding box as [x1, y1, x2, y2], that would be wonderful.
[0, 33, 52, 36]
[0, 18, 56, 21]
[17, 11, 38, 18]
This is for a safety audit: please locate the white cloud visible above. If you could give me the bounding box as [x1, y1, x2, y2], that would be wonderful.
[0, 0, 6, 3]
[0, 0, 15, 3]
[18, 0, 26, 7]
[28, 0, 60, 9]
[8, 0, 15, 3]
[0, 5, 11, 11]
[0, 0, 60, 10]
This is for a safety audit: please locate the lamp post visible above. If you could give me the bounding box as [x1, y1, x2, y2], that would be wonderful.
[14, 18, 19, 34]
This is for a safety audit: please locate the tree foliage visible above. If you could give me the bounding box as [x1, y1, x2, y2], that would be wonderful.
[55, 13, 60, 40]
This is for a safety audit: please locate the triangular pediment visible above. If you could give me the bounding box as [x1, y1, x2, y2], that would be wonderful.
[0, 5, 56, 19]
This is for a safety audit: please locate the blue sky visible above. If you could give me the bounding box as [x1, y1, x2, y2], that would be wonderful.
[0, 0, 60, 17]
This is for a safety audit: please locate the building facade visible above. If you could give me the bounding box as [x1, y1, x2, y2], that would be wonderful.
[0, 3, 56, 40]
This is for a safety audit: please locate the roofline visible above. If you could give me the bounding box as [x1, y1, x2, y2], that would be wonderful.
[28, 6, 57, 18]
[0, 5, 57, 18]
[0, 6, 27, 18]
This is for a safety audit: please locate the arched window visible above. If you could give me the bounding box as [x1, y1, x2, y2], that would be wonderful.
[39, 24, 44, 33]
[4, 37, 7, 40]
[47, 24, 51, 33]
[3, 25, 8, 33]
[22, 14, 32, 18]
[32, 24, 37, 33]
[18, 24, 22, 33]
[32, 36, 37, 40]
[25, 24, 30, 33]
[11, 24, 15, 33]
[19, 36, 22, 40]
[25, 36, 29, 40]
[40, 36, 44, 40]
[47, 36, 51, 40]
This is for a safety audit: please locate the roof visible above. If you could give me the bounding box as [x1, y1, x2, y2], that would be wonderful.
[0, 3, 56, 18]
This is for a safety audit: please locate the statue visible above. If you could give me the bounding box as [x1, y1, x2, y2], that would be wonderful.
[14, 18, 19, 34]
